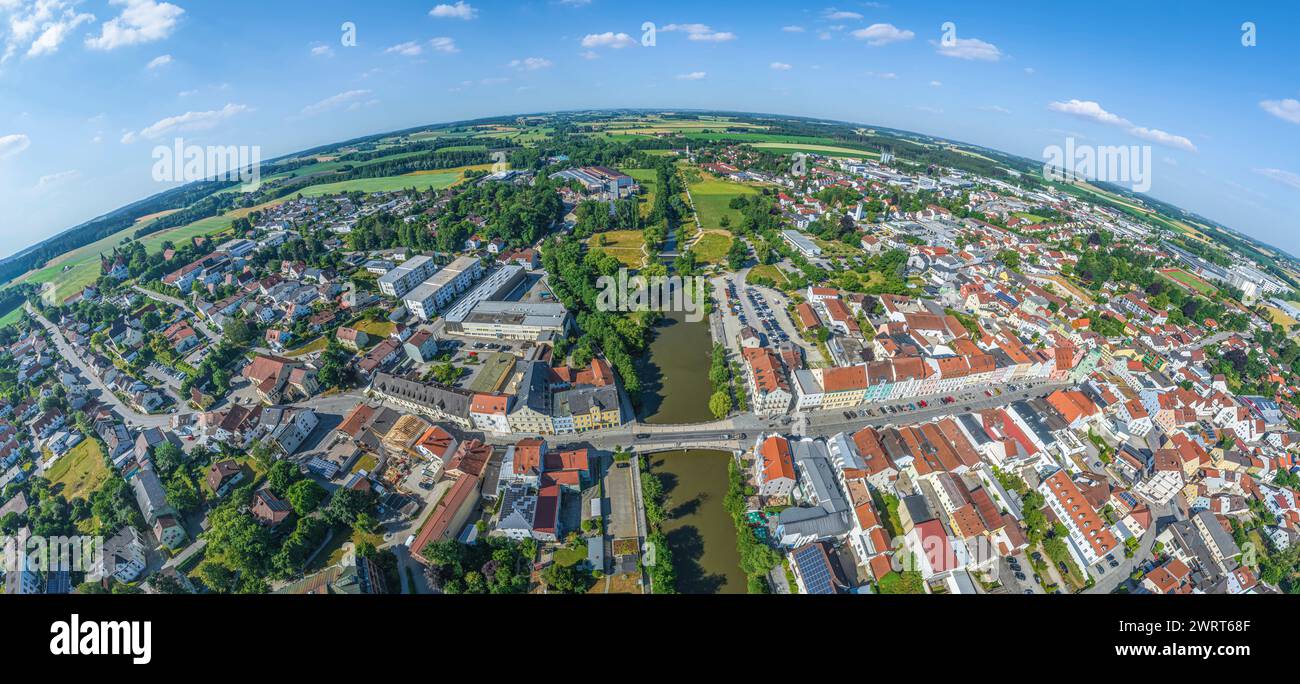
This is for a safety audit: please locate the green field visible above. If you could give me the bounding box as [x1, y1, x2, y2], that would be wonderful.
[690, 232, 734, 265]
[293, 171, 465, 197]
[746, 264, 790, 287]
[686, 175, 760, 232]
[0, 305, 24, 328]
[623, 168, 658, 217]
[1159, 268, 1217, 296]
[588, 230, 646, 268]
[747, 142, 880, 159]
[47, 439, 109, 502]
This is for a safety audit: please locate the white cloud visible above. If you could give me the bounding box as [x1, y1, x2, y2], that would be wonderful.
[676, 71, 707, 80]
[120, 103, 250, 143]
[1024, 67, 1035, 75]
[386, 41, 424, 56]
[1, 1, 95, 61]
[429, 36, 459, 53]
[864, 71, 896, 80]
[0, 133, 31, 159]
[934, 36, 1003, 62]
[177, 88, 198, 97]
[85, 0, 185, 51]
[579, 50, 599, 60]
[930, 80, 942, 87]
[301, 90, 373, 117]
[913, 106, 943, 115]
[1254, 168, 1300, 191]
[770, 61, 792, 71]
[781, 26, 805, 33]
[429, 2, 476, 19]
[1048, 99, 1197, 152]
[1260, 98, 1300, 125]
[580, 31, 638, 49]
[33, 169, 79, 191]
[978, 105, 1012, 115]
[662, 24, 736, 42]
[850, 23, 913, 46]
[146, 54, 172, 69]
[310, 44, 334, 57]
[824, 9, 862, 20]
[509, 56, 552, 71]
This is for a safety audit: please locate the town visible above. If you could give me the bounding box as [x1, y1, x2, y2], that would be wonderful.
[1, 111, 1297, 598]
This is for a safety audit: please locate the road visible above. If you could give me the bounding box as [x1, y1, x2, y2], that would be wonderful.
[26, 304, 175, 428]
[1086, 501, 1175, 594]
[133, 285, 222, 342]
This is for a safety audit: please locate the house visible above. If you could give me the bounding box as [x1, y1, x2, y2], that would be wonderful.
[261, 407, 320, 457]
[336, 327, 369, 350]
[411, 475, 481, 558]
[206, 460, 244, 498]
[470, 393, 512, 434]
[403, 330, 440, 364]
[94, 526, 148, 585]
[250, 488, 293, 528]
[242, 355, 318, 404]
[755, 434, 797, 498]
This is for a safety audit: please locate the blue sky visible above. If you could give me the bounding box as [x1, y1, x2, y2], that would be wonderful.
[2, 0, 1299, 259]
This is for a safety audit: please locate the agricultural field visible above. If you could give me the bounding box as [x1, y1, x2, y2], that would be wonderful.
[293, 170, 462, 197]
[747, 142, 880, 158]
[589, 230, 646, 268]
[46, 439, 109, 502]
[0, 305, 24, 328]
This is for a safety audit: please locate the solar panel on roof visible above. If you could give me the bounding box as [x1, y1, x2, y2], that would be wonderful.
[792, 545, 836, 594]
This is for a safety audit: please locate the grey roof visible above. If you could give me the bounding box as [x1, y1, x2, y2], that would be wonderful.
[1195, 510, 1241, 559]
[369, 373, 471, 419]
[512, 361, 551, 414]
[131, 462, 172, 522]
[553, 384, 620, 418]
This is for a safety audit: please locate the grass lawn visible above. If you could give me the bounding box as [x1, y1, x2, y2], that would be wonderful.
[1011, 212, 1050, 224]
[553, 540, 589, 567]
[46, 440, 109, 502]
[285, 336, 327, 357]
[687, 175, 759, 232]
[589, 571, 643, 594]
[746, 264, 790, 287]
[355, 319, 396, 339]
[1263, 305, 1297, 329]
[691, 231, 733, 265]
[814, 237, 863, 258]
[352, 453, 379, 475]
[589, 230, 646, 268]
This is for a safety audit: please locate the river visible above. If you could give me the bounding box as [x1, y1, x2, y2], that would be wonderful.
[636, 310, 744, 593]
[636, 310, 714, 425]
